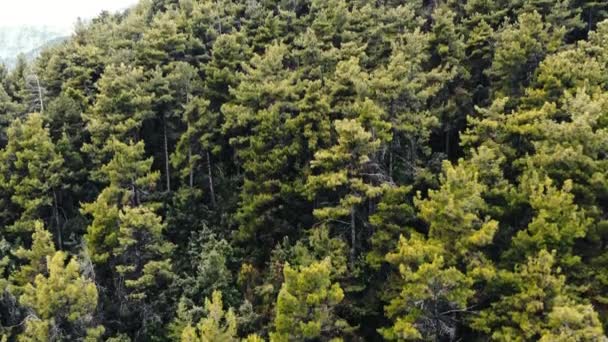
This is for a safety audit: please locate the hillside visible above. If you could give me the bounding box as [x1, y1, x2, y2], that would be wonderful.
[1, 0, 608, 341]
[0, 25, 70, 67]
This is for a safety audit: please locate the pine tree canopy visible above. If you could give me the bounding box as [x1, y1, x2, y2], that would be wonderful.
[2, 0, 608, 340]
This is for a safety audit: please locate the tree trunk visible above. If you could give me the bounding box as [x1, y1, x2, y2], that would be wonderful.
[188, 145, 194, 188]
[37, 77, 44, 113]
[389, 144, 394, 180]
[31, 74, 44, 113]
[163, 114, 171, 193]
[132, 182, 139, 206]
[445, 128, 450, 159]
[409, 136, 417, 162]
[53, 190, 62, 249]
[207, 150, 216, 207]
[350, 207, 356, 268]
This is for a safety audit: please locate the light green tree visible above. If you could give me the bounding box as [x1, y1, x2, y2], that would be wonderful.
[507, 172, 590, 269]
[473, 250, 605, 341]
[0, 113, 64, 244]
[381, 233, 474, 341]
[181, 291, 238, 342]
[18, 251, 102, 341]
[416, 159, 499, 269]
[11, 221, 55, 289]
[81, 138, 173, 339]
[82, 63, 153, 170]
[487, 11, 563, 105]
[82, 139, 159, 263]
[307, 118, 389, 266]
[270, 258, 346, 342]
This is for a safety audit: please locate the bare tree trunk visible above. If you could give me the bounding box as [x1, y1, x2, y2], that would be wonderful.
[185, 92, 193, 188]
[389, 149, 393, 180]
[207, 150, 216, 207]
[53, 190, 62, 249]
[163, 115, 171, 193]
[350, 207, 356, 268]
[445, 129, 450, 158]
[132, 182, 139, 206]
[409, 136, 417, 162]
[188, 145, 194, 188]
[26, 73, 44, 113]
[35, 75, 44, 113]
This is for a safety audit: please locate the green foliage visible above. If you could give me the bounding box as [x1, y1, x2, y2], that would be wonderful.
[180, 291, 238, 342]
[488, 11, 563, 104]
[508, 173, 590, 268]
[11, 221, 55, 289]
[113, 205, 174, 300]
[82, 139, 159, 263]
[382, 234, 474, 341]
[472, 250, 604, 341]
[540, 298, 606, 341]
[270, 259, 346, 341]
[82, 63, 153, 168]
[222, 42, 306, 246]
[307, 118, 389, 264]
[2, 1, 608, 340]
[177, 228, 238, 307]
[0, 113, 64, 236]
[367, 186, 415, 269]
[416, 159, 498, 260]
[18, 251, 101, 341]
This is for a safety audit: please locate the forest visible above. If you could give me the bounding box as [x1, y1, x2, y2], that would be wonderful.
[2, 0, 608, 340]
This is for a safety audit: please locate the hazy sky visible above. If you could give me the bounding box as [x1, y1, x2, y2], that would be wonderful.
[0, 0, 139, 29]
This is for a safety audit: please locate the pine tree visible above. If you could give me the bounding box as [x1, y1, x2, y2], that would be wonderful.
[0, 113, 64, 244]
[367, 186, 415, 270]
[519, 0, 583, 35]
[180, 291, 238, 342]
[55, 43, 104, 104]
[472, 250, 605, 341]
[203, 32, 251, 109]
[82, 139, 159, 263]
[463, 0, 511, 30]
[82, 64, 153, 169]
[172, 94, 219, 201]
[1, 1, 608, 340]
[381, 233, 474, 341]
[507, 172, 590, 269]
[540, 297, 606, 341]
[573, 0, 608, 32]
[415, 159, 498, 267]
[137, 8, 187, 68]
[81, 138, 173, 338]
[18, 251, 102, 341]
[112, 205, 175, 313]
[176, 228, 237, 309]
[222, 43, 306, 248]
[0, 82, 23, 146]
[307, 118, 388, 266]
[270, 258, 346, 342]
[487, 11, 563, 106]
[465, 19, 494, 106]
[428, 5, 471, 158]
[370, 31, 441, 184]
[168, 62, 202, 189]
[11, 222, 55, 289]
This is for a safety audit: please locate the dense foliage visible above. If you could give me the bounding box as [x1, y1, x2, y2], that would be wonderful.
[2, 0, 608, 340]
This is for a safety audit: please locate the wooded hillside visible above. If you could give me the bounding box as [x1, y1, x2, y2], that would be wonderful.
[2, 0, 608, 340]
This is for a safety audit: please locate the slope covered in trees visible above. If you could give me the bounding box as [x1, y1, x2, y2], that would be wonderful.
[2, 0, 608, 340]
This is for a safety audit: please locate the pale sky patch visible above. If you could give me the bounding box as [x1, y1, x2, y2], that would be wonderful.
[0, 0, 139, 30]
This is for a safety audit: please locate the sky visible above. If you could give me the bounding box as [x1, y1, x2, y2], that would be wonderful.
[0, 0, 139, 30]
